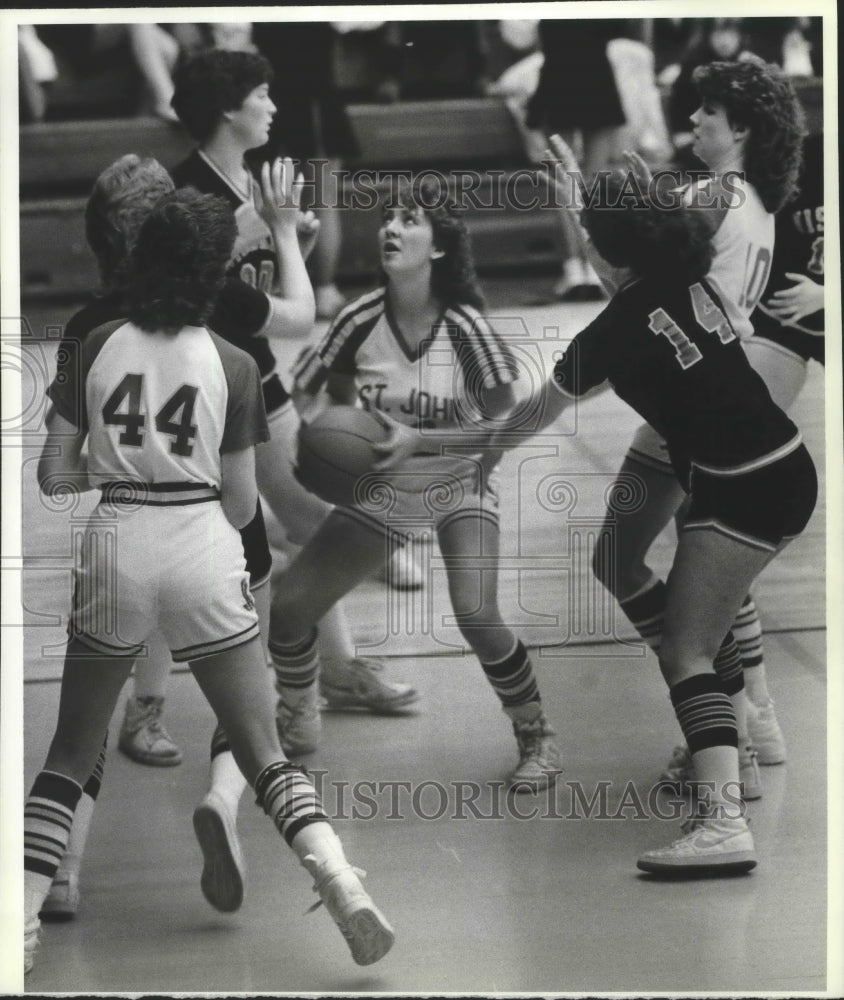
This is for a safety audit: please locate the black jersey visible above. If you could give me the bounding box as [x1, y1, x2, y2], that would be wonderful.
[64, 282, 272, 353]
[754, 132, 824, 338]
[553, 276, 801, 487]
[172, 150, 290, 411]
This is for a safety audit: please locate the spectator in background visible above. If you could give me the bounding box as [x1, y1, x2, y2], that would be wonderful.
[525, 19, 632, 301]
[28, 23, 195, 122]
[18, 25, 57, 123]
[251, 22, 358, 321]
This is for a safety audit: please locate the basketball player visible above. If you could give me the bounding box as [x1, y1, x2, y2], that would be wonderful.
[24, 189, 395, 974]
[491, 170, 817, 873]
[586, 61, 807, 793]
[38, 152, 303, 921]
[170, 49, 419, 734]
[276, 175, 563, 789]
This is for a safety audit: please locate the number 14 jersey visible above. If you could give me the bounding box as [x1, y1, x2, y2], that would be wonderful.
[552, 276, 800, 486]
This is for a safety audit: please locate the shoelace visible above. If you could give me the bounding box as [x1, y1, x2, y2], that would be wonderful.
[304, 859, 368, 914]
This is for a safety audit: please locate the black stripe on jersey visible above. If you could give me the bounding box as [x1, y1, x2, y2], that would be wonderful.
[296, 289, 385, 393]
[444, 305, 519, 389]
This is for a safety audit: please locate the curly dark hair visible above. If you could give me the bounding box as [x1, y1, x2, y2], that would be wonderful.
[126, 189, 237, 334]
[86, 154, 175, 291]
[692, 59, 806, 213]
[171, 49, 273, 142]
[380, 174, 486, 311]
[582, 172, 714, 284]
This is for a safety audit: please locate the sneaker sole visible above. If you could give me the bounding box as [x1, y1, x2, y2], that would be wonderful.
[637, 852, 757, 875]
[118, 742, 183, 767]
[39, 899, 77, 922]
[342, 906, 396, 966]
[193, 801, 245, 913]
[509, 769, 563, 795]
[319, 689, 420, 714]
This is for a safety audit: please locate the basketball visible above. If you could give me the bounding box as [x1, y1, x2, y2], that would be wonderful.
[296, 406, 391, 506]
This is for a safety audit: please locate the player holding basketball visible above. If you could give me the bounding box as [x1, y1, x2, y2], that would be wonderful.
[24, 189, 395, 974]
[280, 175, 563, 790]
[169, 49, 418, 743]
[491, 169, 817, 874]
[587, 61, 807, 794]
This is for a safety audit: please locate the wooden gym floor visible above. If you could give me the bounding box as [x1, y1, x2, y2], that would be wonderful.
[7, 282, 839, 995]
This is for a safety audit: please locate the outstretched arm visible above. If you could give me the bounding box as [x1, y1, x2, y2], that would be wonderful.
[254, 157, 316, 340]
[545, 134, 630, 295]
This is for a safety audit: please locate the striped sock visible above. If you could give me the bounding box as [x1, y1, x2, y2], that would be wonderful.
[58, 736, 107, 878]
[254, 761, 329, 846]
[24, 771, 83, 914]
[713, 632, 743, 695]
[619, 579, 666, 651]
[621, 581, 742, 697]
[268, 629, 319, 694]
[670, 674, 738, 753]
[733, 595, 764, 669]
[733, 595, 771, 705]
[210, 722, 231, 759]
[480, 639, 540, 709]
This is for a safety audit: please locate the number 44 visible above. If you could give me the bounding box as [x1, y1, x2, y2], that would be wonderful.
[647, 283, 736, 370]
[102, 374, 199, 457]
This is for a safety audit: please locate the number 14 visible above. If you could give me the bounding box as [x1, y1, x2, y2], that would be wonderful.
[647, 283, 736, 370]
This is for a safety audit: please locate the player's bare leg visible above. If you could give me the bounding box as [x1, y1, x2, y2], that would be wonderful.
[24, 642, 135, 971]
[190, 636, 394, 964]
[638, 529, 779, 875]
[438, 513, 562, 792]
[268, 511, 399, 754]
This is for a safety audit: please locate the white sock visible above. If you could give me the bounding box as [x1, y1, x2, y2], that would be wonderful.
[209, 750, 247, 814]
[290, 822, 347, 869]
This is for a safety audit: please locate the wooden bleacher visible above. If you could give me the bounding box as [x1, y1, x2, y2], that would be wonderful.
[19, 99, 563, 299]
[18, 80, 823, 300]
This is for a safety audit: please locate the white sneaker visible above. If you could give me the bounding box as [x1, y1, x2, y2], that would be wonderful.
[510, 712, 563, 793]
[24, 916, 40, 975]
[660, 744, 762, 800]
[276, 684, 321, 755]
[747, 699, 787, 764]
[637, 814, 757, 875]
[320, 657, 419, 713]
[302, 855, 395, 966]
[40, 870, 79, 921]
[193, 790, 245, 913]
[118, 695, 183, 767]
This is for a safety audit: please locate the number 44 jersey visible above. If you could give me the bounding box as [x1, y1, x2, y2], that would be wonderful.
[552, 276, 801, 488]
[48, 320, 270, 489]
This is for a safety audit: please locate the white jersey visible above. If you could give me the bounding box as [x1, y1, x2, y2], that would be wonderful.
[296, 288, 519, 441]
[686, 176, 774, 339]
[49, 320, 268, 491]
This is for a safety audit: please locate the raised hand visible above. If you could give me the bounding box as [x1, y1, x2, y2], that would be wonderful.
[622, 149, 653, 190]
[254, 156, 299, 236]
